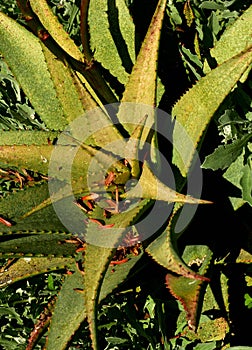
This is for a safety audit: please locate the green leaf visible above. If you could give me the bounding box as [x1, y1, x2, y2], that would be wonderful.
[83, 198, 152, 349]
[99, 251, 144, 302]
[166, 245, 212, 331]
[0, 233, 76, 257]
[241, 163, 252, 206]
[204, 5, 252, 73]
[125, 162, 212, 204]
[172, 47, 252, 177]
[88, 0, 135, 85]
[0, 182, 68, 232]
[40, 45, 93, 122]
[118, 0, 167, 136]
[0, 130, 59, 145]
[146, 204, 210, 280]
[202, 134, 252, 170]
[46, 266, 86, 350]
[0, 257, 73, 288]
[223, 150, 245, 190]
[0, 12, 67, 130]
[29, 0, 84, 62]
[0, 306, 23, 325]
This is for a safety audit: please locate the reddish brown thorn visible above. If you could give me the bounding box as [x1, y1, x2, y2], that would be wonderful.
[0, 217, 12, 227]
[88, 218, 113, 228]
[110, 258, 129, 266]
[81, 193, 99, 201]
[105, 171, 116, 186]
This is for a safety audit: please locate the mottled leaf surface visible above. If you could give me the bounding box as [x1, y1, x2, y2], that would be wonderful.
[166, 245, 212, 331]
[46, 266, 86, 350]
[0, 12, 67, 130]
[146, 204, 210, 280]
[0, 257, 73, 287]
[172, 47, 252, 176]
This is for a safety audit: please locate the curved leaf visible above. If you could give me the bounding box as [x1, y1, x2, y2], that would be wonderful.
[0, 233, 76, 257]
[0, 12, 67, 130]
[29, 0, 84, 62]
[172, 47, 252, 177]
[83, 198, 152, 349]
[88, 0, 135, 85]
[118, 0, 167, 136]
[204, 5, 252, 73]
[166, 245, 213, 331]
[0, 257, 73, 288]
[146, 204, 210, 281]
[46, 266, 86, 350]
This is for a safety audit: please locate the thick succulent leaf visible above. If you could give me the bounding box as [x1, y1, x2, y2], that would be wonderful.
[40, 45, 94, 122]
[0, 12, 68, 130]
[0, 182, 68, 232]
[0, 139, 102, 185]
[172, 47, 252, 177]
[125, 162, 212, 204]
[0, 130, 127, 224]
[29, 0, 84, 62]
[117, 0, 167, 135]
[46, 266, 86, 350]
[83, 198, 151, 349]
[175, 273, 229, 342]
[0, 257, 73, 288]
[0, 130, 59, 145]
[99, 251, 144, 302]
[204, 5, 252, 73]
[0, 144, 56, 175]
[146, 204, 210, 280]
[17, 0, 117, 106]
[0, 233, 76, 257]
[88, 0, 135, 85]
[166, 245, 213, 331]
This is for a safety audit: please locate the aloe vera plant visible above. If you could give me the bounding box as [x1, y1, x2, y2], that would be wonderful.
[0, 1, 252, 349]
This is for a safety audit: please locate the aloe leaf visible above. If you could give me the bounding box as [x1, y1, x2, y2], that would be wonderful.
[0, 182, 66, 230]
[83, 198, 152, 349]
[146, 204, 210, 280]
[88, 0, 135, 85]
[17, 0, 117, 106]
[172, 47, 252, 177]
[40, 45, 94, 122]
[99, 251, 144, 302]
[0, 144, 55, 174]
[0, 232, 77, 257]
[46, 266, 86, 350]
[166, 245, 212, 331]
[0, 130, 59, 145]
[117, 0, 167, 135]
[125, 162, 212, 204]
[0, 12, 67, 130]
[0, 139, 100, 185]
[204, 5, 252, 73]
[29, 0, 84, 62]
[0, 233, 76, 258]
[0, 257, 73, 288]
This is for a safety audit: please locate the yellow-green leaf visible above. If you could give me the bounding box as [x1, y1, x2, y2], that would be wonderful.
[29, 0, 84, 62]
[0, 12, 66, 130]
[172, 47, 252, 177]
